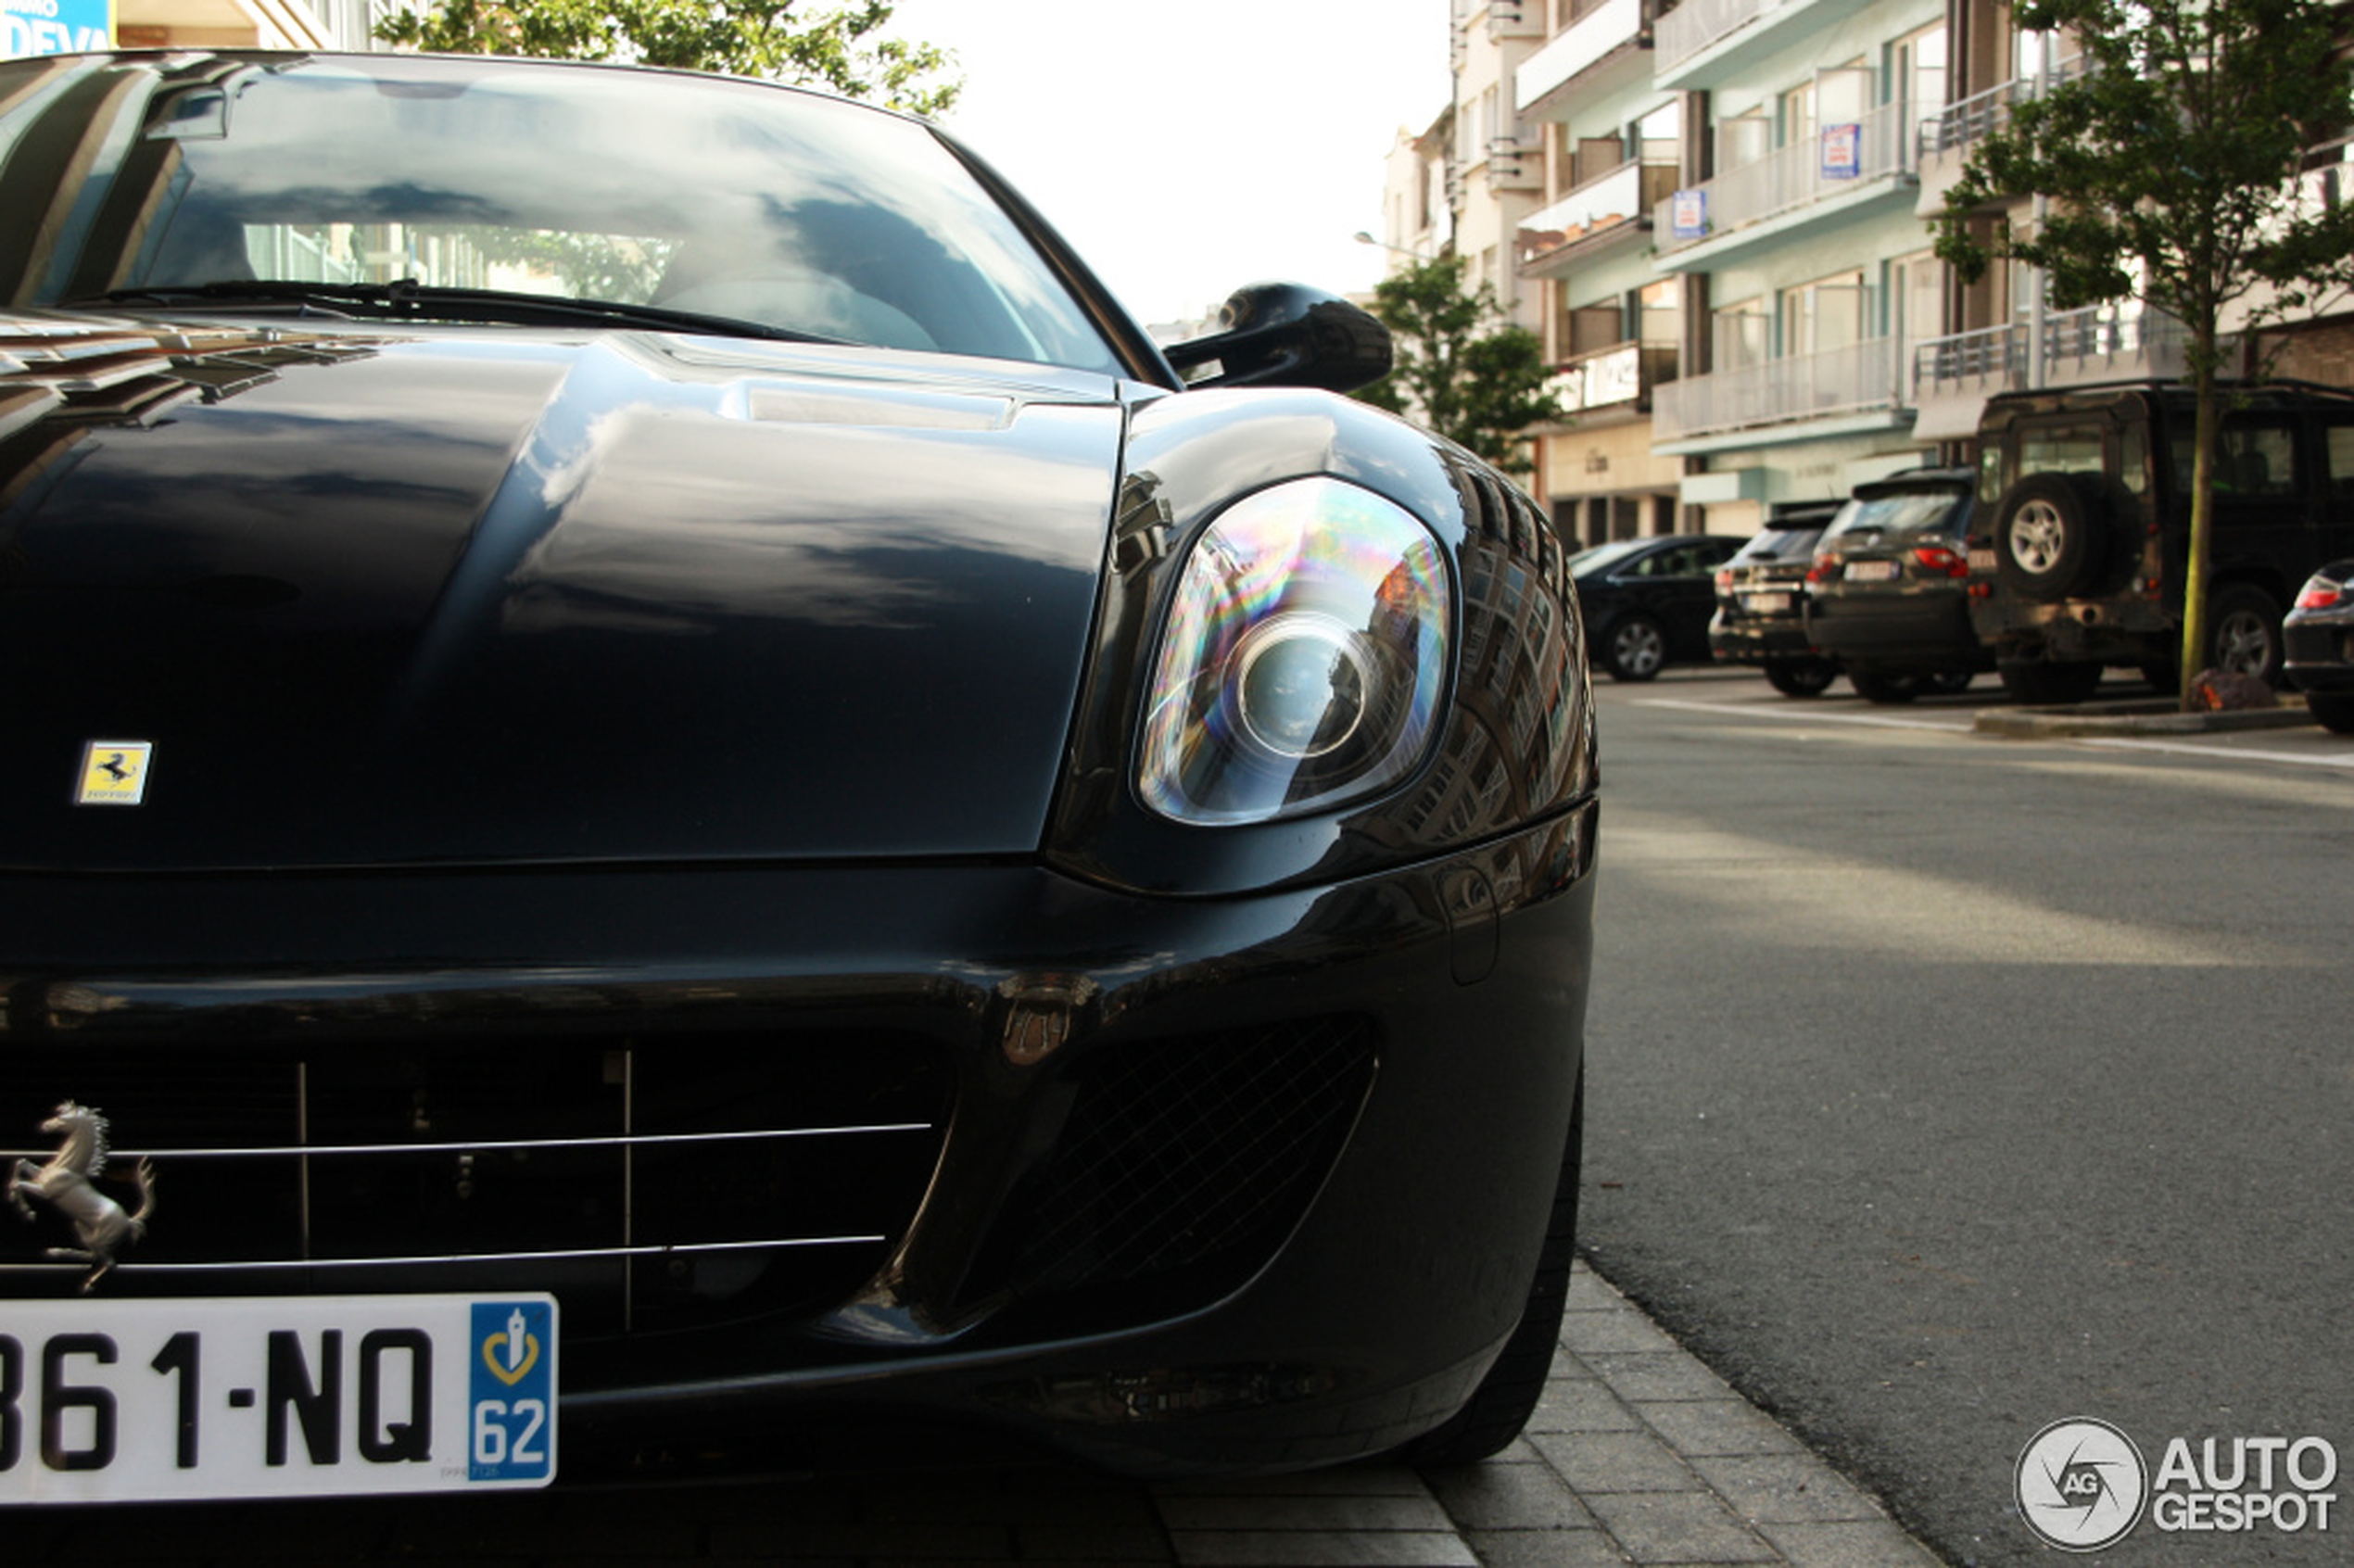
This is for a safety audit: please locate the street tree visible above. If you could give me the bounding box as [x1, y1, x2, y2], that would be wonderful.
[374, 0, 959, 117]
[1932, 0, 2354, 707]
[1356, 255, 1565, 474]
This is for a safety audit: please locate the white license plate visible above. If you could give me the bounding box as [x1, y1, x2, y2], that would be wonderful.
[1740, 591, 1792, 613]
[1844, 560, 1901, 582]
[1968, 548, 1999, 573]
[0, 1294, 555, 1503]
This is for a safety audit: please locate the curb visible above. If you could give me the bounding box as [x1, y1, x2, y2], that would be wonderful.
[1972, 699, 2316, 738]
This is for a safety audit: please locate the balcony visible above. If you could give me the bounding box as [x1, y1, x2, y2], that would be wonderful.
[1653, 0, 1882, 91]
[1519, 161, 1678, 274]
[1652, 336, 1907, 446]
[1909, 307, 2190, 439]
[1915, 57, 2088, 215]
[1517, 0, 1653, 119]
[1546, 342, 1678, 419]
[1653, 99, 1916, 269]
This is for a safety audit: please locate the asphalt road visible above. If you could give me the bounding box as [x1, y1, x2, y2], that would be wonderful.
[1577, 667, 2354, 1566]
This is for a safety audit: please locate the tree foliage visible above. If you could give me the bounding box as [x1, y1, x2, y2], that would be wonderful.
[1932, 0, 2354, 704]
[374, 0, 960, 117]
[1356, 255, 1565, 473]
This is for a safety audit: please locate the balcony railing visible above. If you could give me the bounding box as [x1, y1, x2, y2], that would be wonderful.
[1652, 336, 1905, 441]
[1653, 0, 1765, 75]
[1518, 161, 1677, 270]
[1547, 342, 1678, 414]
[1918, 56, 2089, 158]
[1656, 99, 1914, 258]
[1912, 307, 2187, 389]
[1516, 0, 1650, 115]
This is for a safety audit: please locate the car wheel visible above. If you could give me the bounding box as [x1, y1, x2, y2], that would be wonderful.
[1603, 616, 1667, 681]
[2206, 583, 2284, 687]
[1763, 658, 1837, 698]
[1925, 670, 1975, 695]
[1846, 664, 1919, 704]
[1998, 659, 2104, 704]
[2309, 691, 2354, 734]
[1392, 1069, 1582, 1467]
[1993, 474, 2107, 602]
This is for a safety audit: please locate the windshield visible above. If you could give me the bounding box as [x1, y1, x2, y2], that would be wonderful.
[1567, 539, 1652, 578]
[1728, 525, 1825, 564]
[1822, 489, 1968, 543]
[0, 52, 1121, 374]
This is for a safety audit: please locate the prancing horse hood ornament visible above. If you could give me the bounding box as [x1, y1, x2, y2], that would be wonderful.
[7, 1101, 157, 1291]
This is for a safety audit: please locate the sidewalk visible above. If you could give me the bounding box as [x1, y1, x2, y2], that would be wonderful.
[1151, 1261, 1943, 1568]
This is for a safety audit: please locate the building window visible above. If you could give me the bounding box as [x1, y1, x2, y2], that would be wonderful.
[1778, 270, 1867, 357]
[1891, 23, 1948, 121]
[1714, 297, 1768, 371]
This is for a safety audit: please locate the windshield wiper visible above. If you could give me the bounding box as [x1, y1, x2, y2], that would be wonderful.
[65, 280, 844, 346]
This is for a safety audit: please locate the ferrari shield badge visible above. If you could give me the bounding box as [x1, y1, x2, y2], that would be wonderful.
[76, 740, 153, 805]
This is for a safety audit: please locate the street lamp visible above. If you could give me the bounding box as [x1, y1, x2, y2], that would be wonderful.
[1352, 231, 1428, 260]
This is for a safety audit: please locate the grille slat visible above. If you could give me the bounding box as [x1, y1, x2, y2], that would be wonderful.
[0, 1033, 953, 1339]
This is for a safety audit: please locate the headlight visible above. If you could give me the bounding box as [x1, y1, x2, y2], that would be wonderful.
[1137, 477, 1450, 825]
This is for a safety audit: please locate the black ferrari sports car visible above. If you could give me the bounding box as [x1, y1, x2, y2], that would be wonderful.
[0, 50, 1597, 1503]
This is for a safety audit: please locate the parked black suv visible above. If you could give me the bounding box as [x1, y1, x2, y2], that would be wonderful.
[1969, 381, 2354, 703]
[1708, 502, 1843, 696]
[1802, 467, 1988, 703]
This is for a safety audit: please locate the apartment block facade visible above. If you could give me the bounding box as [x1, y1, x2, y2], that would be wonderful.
[1379, 0, 2351, 543]
[3, 0, 373, 57]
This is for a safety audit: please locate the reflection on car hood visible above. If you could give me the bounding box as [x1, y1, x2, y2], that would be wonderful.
[0, 312, 1127, 870]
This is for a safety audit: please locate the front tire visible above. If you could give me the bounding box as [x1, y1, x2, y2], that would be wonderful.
[1394, 1069, 1583, 1467]
[1603, 616, 1667, 682]
[2206, 583, 2284, 687]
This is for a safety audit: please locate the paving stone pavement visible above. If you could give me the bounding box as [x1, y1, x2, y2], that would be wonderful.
[1148, 1260, 1943, 1568]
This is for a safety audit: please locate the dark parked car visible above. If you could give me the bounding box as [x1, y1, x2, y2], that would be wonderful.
[0, 50, 1598, 1503]
[2284, 561, 2354, 733]
[1803, 467, 1990, 703]
[1969, 380, 2354, 703]
[1572, 533, 1743, 681]
[1707, 502, 1842, 697]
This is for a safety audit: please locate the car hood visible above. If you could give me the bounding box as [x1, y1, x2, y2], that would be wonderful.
[1, 315, 1129, 871]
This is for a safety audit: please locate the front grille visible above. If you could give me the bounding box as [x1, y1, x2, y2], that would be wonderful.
[990, 1016, 1377, 1323]
[0, 1035, 952, 1339]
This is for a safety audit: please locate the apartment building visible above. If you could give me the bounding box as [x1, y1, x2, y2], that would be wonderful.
[1380, 0, 2350, 543]
[4, 0, 373, 59]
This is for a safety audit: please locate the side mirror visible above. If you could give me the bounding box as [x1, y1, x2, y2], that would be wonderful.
[1162, 282, 1392, 394]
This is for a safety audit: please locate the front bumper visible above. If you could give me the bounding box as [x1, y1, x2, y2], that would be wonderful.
[0, 803, 1595, 1476]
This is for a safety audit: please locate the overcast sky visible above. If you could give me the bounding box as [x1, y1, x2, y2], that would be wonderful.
[888, 0, 1452, 329]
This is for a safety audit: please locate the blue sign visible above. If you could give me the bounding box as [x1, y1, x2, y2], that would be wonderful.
[1820, 123, 1862, 181]
[4, 0, 110, 57]
[1670, 189, 1707, 242]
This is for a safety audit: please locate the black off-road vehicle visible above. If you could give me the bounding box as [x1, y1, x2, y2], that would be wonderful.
[1969, 381, 2354, 703]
